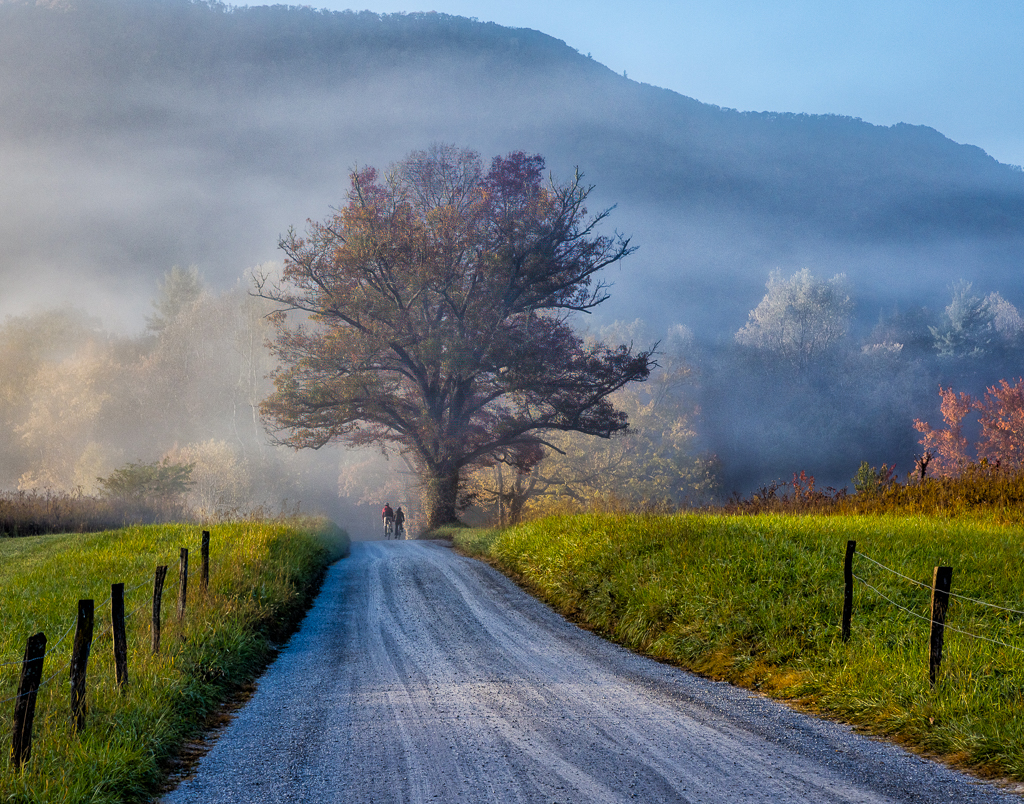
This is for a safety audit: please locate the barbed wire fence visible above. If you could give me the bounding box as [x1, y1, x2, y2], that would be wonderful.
[841, 539, 1024, 686]
[0, 529, 213, 771]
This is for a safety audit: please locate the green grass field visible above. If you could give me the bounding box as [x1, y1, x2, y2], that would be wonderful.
[454, 513, 1024, 781]
[0, 517, 349, 803]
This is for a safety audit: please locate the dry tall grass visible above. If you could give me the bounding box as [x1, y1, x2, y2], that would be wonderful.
[723, 464, 1024, 522]
[0, 490, 189, 537]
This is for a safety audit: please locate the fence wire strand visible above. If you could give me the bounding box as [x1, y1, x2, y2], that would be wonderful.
[125, 577, 151, 595]
[0, 534, 214, 772]
[856, 551, 1024, 618]
[0, 615, 77, 669]
[41, 618, 77, 659]
[0, 569, 163, 667]
[0, 659, 71, 707]
[0, 654, 26, 670]
[853, 572, 1024, 655]
[856, 552, 931, 589]
[852, 572, 934, 627]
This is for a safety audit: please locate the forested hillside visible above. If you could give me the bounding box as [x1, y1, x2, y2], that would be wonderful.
[1, 0, 1023, 500]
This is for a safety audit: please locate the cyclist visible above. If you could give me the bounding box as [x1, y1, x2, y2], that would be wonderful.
[394, 506, 406, 539]
[382, 503, 394, 538]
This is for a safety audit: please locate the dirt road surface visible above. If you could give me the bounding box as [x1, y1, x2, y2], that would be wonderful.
[161, 540, 1020, 803]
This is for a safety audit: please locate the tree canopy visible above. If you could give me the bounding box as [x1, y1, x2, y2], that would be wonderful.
[466, 322, 717, 523]
[929, 282, 996, 358]
[735, 268, 852, 370]
[257, 144, 653, 527]
[145, 265, 205, 333]
[96, 458, 194, 504]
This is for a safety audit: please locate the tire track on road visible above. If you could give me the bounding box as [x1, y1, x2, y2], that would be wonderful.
[162, 540, 1020, 803]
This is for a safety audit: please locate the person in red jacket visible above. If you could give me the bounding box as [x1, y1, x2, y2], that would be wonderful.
[382, 503, 394, 538]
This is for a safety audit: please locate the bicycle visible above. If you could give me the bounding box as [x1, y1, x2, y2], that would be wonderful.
[394, 521, 405, 540]
[383, 517, 394, 539]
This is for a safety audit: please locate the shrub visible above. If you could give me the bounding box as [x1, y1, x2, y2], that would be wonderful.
[96, 458, 194, 505]
[724, 471, 847, 514]
[852, 461, 896, 496]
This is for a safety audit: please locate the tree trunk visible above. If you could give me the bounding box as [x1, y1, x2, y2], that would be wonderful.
[422, 467, 461, 529]
[508, 492, 525, 526]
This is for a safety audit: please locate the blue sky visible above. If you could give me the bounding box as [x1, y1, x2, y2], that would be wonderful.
[283, 0, 1024, 167]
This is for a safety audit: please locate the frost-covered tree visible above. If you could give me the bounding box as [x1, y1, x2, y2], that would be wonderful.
[929, 282, 995, 358]
[986, 291, 1024, 347]
[16, 340, 116, 493]
[0, 308, 107, 487]
[735, 269, 853, 370]
[167, 439, 254, 520]
[1, 274, 293, 508]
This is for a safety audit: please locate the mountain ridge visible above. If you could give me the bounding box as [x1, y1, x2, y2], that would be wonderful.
[0, 0, 1021, 336]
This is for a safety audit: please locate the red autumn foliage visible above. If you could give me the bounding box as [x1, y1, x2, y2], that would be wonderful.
[976, 378, 1024, 470]
[914, 378, 1024, 476]
[913, 386, 974, 478]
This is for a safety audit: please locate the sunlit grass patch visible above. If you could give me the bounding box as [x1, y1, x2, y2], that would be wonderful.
[0, 517, 348, 803]
[448, 526, 502, 556]
[479, 512, 1024, 781]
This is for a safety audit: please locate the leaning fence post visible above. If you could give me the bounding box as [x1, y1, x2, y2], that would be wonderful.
[201, 530, 210, 592]
[10, 631, 46, 770]
[152, 565, 168, 654]
[70, 600, 94, 733]
[111, 583, 128, 692]
[929, 566, 953, 688]
[178, 548, 189, 624]
[842, 540, 856, 642]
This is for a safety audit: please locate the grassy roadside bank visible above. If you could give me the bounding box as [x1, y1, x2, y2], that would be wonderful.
[0, 517, 349, 803]
[453, 513, 1024, 782]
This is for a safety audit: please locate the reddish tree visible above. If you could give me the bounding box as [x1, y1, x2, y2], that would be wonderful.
[913, 386, 974, 477]
[257, 145, 653, 528]
[976, 378, 1024, 469]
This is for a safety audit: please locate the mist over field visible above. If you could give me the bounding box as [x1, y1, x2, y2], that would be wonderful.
[1, 0, 1023, 517]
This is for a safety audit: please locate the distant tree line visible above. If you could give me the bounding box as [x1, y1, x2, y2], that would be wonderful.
[697, 269, 1024, 495]
[3, 263, 1020, 526]
[0, 266, 342, 521]
[462, 322, 718, 524]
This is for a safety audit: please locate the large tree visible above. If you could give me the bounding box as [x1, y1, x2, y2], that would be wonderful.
[257, 145, 654, 528]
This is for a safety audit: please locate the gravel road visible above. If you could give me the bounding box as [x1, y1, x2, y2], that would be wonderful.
[161, 540, 1020, 803]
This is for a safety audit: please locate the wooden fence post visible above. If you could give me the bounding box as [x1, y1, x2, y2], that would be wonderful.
[70, 600, 94, 733]
[10, 632, 46, 770]
[111, 583, 128, 692]
[842, 540, 856, 642]
[929, 566, 953, 688]
[201, 530, 210, 591]
[178, 548, 189, 623]
[152, 565, 168, 654]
